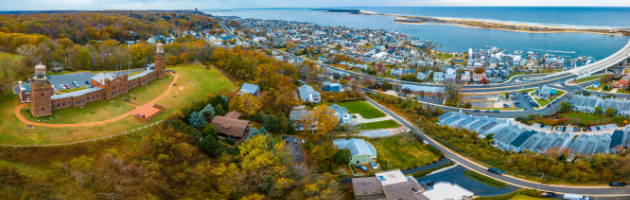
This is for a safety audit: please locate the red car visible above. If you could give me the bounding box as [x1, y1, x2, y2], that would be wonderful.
[64, 84, 70, 89]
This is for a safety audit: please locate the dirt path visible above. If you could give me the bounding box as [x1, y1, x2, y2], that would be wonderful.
[15, 73, 178, 128]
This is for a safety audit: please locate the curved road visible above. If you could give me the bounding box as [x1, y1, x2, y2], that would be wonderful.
[366, 98, 630, 196]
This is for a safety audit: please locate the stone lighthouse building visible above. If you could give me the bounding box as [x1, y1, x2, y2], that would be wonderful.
[155, 43, 166, 78]
[30, 63, 53, 117]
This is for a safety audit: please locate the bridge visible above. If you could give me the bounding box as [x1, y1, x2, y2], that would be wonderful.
[546, 37, 630, 78]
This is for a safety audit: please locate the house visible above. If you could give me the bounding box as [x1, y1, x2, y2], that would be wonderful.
[535, 85, 556, 100]
[289, 109, 312, 131]
[211, 111, 251, 140]
[352, 169, 429, 200]
[601, 98, 630, 116]
[520, 132, 547, 153]
[493, 126, 526, 150]
[390, 68, 404, 77]
[473, 73, 486, 82]
[477, 120, 510, 138]
[461, 72, 471, 82]
[568, 95, 602, 113]
[533, 132, 559, 153]
[322, 81, 343, 92]
[595, 134, 612, 154]
[548, 132, 574, 152]
[298, 85, 321, 104]
[455, 116, 482, 129]
[440, 114, 470, 127]
[592, 81, 601, 88]
[423, 182, 474, 200]
[470, 117, 498, 132]
[433, 72, 444, 83]
[569, 134, 590, 155]
[507, 130, 537, 152]
[329, 104, 352, 125]
[416, 72, 426, 81]
[240, 83, 260, 96]
[609, 130, 628, 153]
[319, 56, 327, 62]
[333, 138, 377, 164]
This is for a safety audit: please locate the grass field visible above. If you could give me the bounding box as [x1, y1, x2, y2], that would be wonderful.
[0, 64, 236, 145]
[335, 101, 386, 119]
[463, 170, 507, 188]
[0, 53, 24, 80]
[532, 90, 565, 108]
[560, 112, 611, 123]
[435, 52, 454, 60]
[576, 75, 604, 84]
[474, 189, 544, 200]
[358, 120, 400, 130]
[373, 135, 440, 170]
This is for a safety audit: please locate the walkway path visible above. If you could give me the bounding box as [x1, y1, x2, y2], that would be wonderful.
[352, 114, 392, 124]
[14, 73, 178, 128]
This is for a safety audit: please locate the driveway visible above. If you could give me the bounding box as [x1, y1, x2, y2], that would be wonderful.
[284, 136, 305, 163]
[416, 165, 519, 197]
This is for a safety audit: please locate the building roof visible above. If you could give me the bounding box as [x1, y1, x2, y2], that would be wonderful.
[240, 83, 259, 95]
[329, 104, 347, 115]
[535, 132, 558, 152]
[21, 83, 31, 93]
[298, 85, 320, 100]
[289, 110, 312, 121]
[442, 114, 469, 125]
[471, 117, 498, 130]
[375, 170, 428, 200]
[510, 130, 537, 148]
[352, 177, 384, 194]
[569, 135, 590, 154]
[438, 112, 457, 122]
[401, 84, 445, 94]
[520, 132, 546, 151]
[610, 130, 625, 149]
[549, 132, 573, 150]
[581, 135, 601, 155]
[494, 125, 525, 145]
[569, 95, 601, 108]
[211, 115, 250, 138]
[479, 120, 507, 133]
[601, 98, 630, 113]
[422, 182, 474, 200]
[595, 134, 612, 154]
[51, 87, 103, 100]
[224, 111, 241, 119]
[458, 116, 482, 128]
[333, 138, 375, 157]
[128, 69, 155, 80]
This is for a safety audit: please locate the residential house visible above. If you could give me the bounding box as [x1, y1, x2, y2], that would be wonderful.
[595, 134, 612, 154]
[240, 83, 260, 97]
[298, 85, 321, 104]
[477, 120, 510, 138]
[470, 117, 498, 132]
[507, 130, 537, 152]
[330, 104, 352, 125]
[440, 114, 470, 127]
[548, 132, 574, 152]
[601, 98, 630, 116]
[493, 126, 526, 150]
[351, 177, 386, 200]
[433, 72, 445, 83]
[322, 81, 344, 92]
[533, 132, 558, 153]
[289, 109, 312, 131]
[211, 111, 251, 140]
[416, 72, 426, 81]
[333, 138, 377, 164]
[390, 68, 404, 77]
[569, 134, 591, 155]
[473, 73, 486, 83]
[568, 95, 602, 113]
[352, 169, 430, 200]
[461, 71, 471, 83]
[520, 132, 547, 153]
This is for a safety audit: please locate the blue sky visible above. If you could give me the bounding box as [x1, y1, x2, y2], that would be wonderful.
[2, 0, 630, 10]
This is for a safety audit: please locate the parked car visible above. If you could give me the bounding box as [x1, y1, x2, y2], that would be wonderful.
[596, 126, 601, 131]
[562, 127, 567, 132]
[540, 124, 545, 128]
[85, 80, 91, 85]
[485, 110, 491, 113]
[573, 127, 578, 132]
[473, 109, 480, 112]
[46, 75, 51, 79]
[59, 84, 66, 89]
[514, 102, 520, 104]
[369, 162, 379, 170]
[563, 194, 590, 200]
[588, 127, 592, 131]
[541, 192, 556, 197]
[292, 137, 297, 144]
[609, 182, 627, 186]
[72, 81, 80, 87]
[356, 164, 369, 172]
[488, 168, 504, 175]
[492, 110, 500, 113]
[511, 97, 516, 100]
[64, 84, 70, 89]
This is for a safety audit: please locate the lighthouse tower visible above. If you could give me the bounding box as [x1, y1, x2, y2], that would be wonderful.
[30, 63, 52, 117]
[155, 43, 166, 78]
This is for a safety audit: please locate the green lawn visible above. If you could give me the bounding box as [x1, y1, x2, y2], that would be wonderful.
[463, 170, 507, 188]
[0, 53, 24, 81]
[335, 101, 385, 119]
[1, 64, 236, 145]
[405, 161, 454, 177]
[532, 90, 565, 108]
[474, 189, 543, 200]
[435, 52, 454, 60]
[372, 135, 440, 170]
[560, 112, 610, 123]
[359, 120, 400, 130]
[575, 75, 604, 84]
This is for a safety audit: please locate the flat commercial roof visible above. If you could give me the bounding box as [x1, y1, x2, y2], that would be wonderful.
[51, 87, 103, 100]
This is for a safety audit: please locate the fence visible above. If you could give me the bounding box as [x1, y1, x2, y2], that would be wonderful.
[209, 65, 238, 85]
[0, 120, 165, 148]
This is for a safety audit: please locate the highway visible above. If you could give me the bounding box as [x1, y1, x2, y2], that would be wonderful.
[366, 97, 630, 196]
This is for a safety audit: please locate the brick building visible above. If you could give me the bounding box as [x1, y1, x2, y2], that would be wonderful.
[25, 43, 167, 117]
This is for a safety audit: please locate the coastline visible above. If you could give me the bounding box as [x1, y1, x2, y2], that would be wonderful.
[357, 12, 629, 37]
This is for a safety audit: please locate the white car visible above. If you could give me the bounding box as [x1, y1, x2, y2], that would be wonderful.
[59, 84, 66, 89]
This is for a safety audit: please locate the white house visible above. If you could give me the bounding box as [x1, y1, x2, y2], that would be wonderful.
[568, 95, 602, 113]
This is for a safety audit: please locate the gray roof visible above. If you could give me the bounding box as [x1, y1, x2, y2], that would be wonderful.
[298, 85, 320, 101]
[549, 132, 573, 150]
[569, 95, 601, 108]
[333, 138, 375, 157]
[458, 116, 482, 128]
[479, 120, 507, 133]
[240, 83, 259, 94]
[471, 117, 498, 130]
[51, 87, 103, 100]
[610, 130, 625, 149]
[510, 130, 537, 148]
[128, 69, 154, 80]
[595, 134, 612, 154]
[520, 132, 547, 152]
[329, 104, 348, 115]
[289, 110, 312, 121]
[438, 112, 458, 122]
[442, 114, 469, 125]
[535, 132, 559, 152]
[601, 98, 630, 113]
[569, 135, 590, 154]
[581, 135, 601, 155]
[494, 126, 525, 145]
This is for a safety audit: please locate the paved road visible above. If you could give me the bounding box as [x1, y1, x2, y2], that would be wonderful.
[417, 165, 520, 197]
[365, 98, 630, 196]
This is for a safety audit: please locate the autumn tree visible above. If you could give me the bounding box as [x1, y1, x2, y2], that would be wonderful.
[229, 93, 262, 118]
[306, 105, 339, 140]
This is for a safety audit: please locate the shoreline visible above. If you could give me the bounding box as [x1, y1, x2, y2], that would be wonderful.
[357, 12, 630, 37]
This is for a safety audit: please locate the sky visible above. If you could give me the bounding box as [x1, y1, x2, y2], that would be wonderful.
[1, 0, 630, 10]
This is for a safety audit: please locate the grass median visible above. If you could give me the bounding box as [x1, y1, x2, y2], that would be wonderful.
[373, 135, 440, 170]
[335, 100, 386, 119]
[358, 120, 400, 130]
[405, 161, 454, 177]
[463, 170, 507, 188]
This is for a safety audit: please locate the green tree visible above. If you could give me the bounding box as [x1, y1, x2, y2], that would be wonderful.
[215, 104, 225, 116]
[262, 115, 280, 133]
[199, 135, 224, 158]
[77, 48, 91, 70]
[560, 102, 573, 113]
[201, 103, 215, 121]
[605, 107, 615, 117]
[332, 149, 351, 164]
[202, 123, 218, 139]
[594, 106, 602, 115]
[188, 111, 206, 128]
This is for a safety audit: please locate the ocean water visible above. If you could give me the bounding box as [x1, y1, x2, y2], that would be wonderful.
[205, 8, 630, 60]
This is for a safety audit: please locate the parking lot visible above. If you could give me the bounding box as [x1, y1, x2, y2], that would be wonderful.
[416, 165, 520, 197]
[284, 136, 305, 163]
[510, 92, 536, 111]
[14, 69, 143, 92]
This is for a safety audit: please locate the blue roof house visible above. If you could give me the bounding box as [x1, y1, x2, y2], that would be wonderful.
[240, 83, 260, 97]
[298, 85, 321, 104]
[329, 104, 352, 125]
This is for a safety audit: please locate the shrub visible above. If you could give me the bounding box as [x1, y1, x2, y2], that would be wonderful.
[262, 115, 280, 133]
[332, 149, 351, 164]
